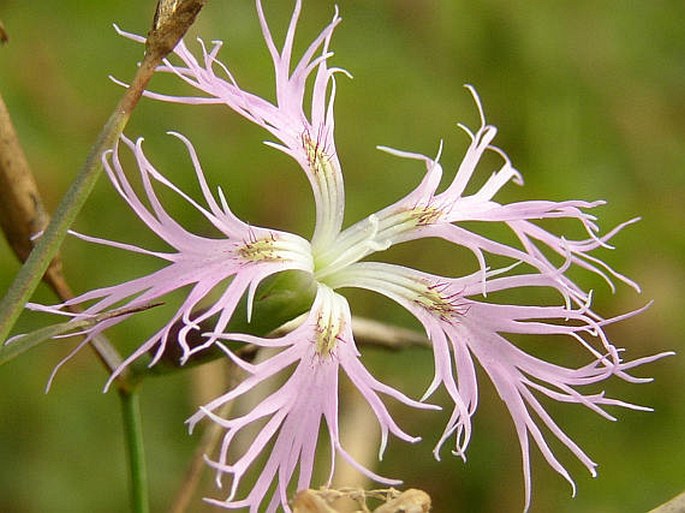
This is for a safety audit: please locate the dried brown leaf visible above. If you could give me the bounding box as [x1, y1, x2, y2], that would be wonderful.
[373, 489, 431, 513]
[147, 0, 206, 57]
[291, 488, 432, 513]
[292, 490, 338, 513]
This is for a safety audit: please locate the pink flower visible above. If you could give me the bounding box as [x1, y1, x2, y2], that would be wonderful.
[29, 1, 671, 511]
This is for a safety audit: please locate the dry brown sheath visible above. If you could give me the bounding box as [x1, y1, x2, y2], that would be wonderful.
[0, 95, 49, 259]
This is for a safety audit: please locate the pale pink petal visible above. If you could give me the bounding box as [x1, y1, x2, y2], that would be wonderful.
[192, 285, 434, 512]
[33, 133, 312, 389]
[329, 261, 670, 510]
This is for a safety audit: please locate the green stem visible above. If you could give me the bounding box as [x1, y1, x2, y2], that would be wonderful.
[119, 388, 149, 513]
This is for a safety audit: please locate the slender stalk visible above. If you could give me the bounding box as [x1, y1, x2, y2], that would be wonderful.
[119, 388, 149, 513]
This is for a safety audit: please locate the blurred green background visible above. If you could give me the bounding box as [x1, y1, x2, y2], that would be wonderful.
[1, 1, 683, 512]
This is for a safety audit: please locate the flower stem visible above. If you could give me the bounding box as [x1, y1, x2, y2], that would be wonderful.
[119, 388, 149, 513]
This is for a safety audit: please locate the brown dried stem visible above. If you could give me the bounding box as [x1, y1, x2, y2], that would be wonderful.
[0, 93, 72, 296]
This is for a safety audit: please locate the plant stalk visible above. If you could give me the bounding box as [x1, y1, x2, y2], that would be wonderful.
[120, 388, 149, 513]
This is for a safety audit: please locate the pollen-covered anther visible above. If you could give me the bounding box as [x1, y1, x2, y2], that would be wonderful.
[409, 205, 444, 226]
[314, 311, 344, 357]
[236, 234, 280, 262]
[413, 281, 468, 323]
[302, 129, 334, 177]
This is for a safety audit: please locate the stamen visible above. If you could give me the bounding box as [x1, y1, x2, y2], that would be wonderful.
[413, 280, 468, 323]
[314, 309, 344, 357]
[409, 205, 444, 226]
[236, 233, 280, 262]
[302, 129, 334, 177]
